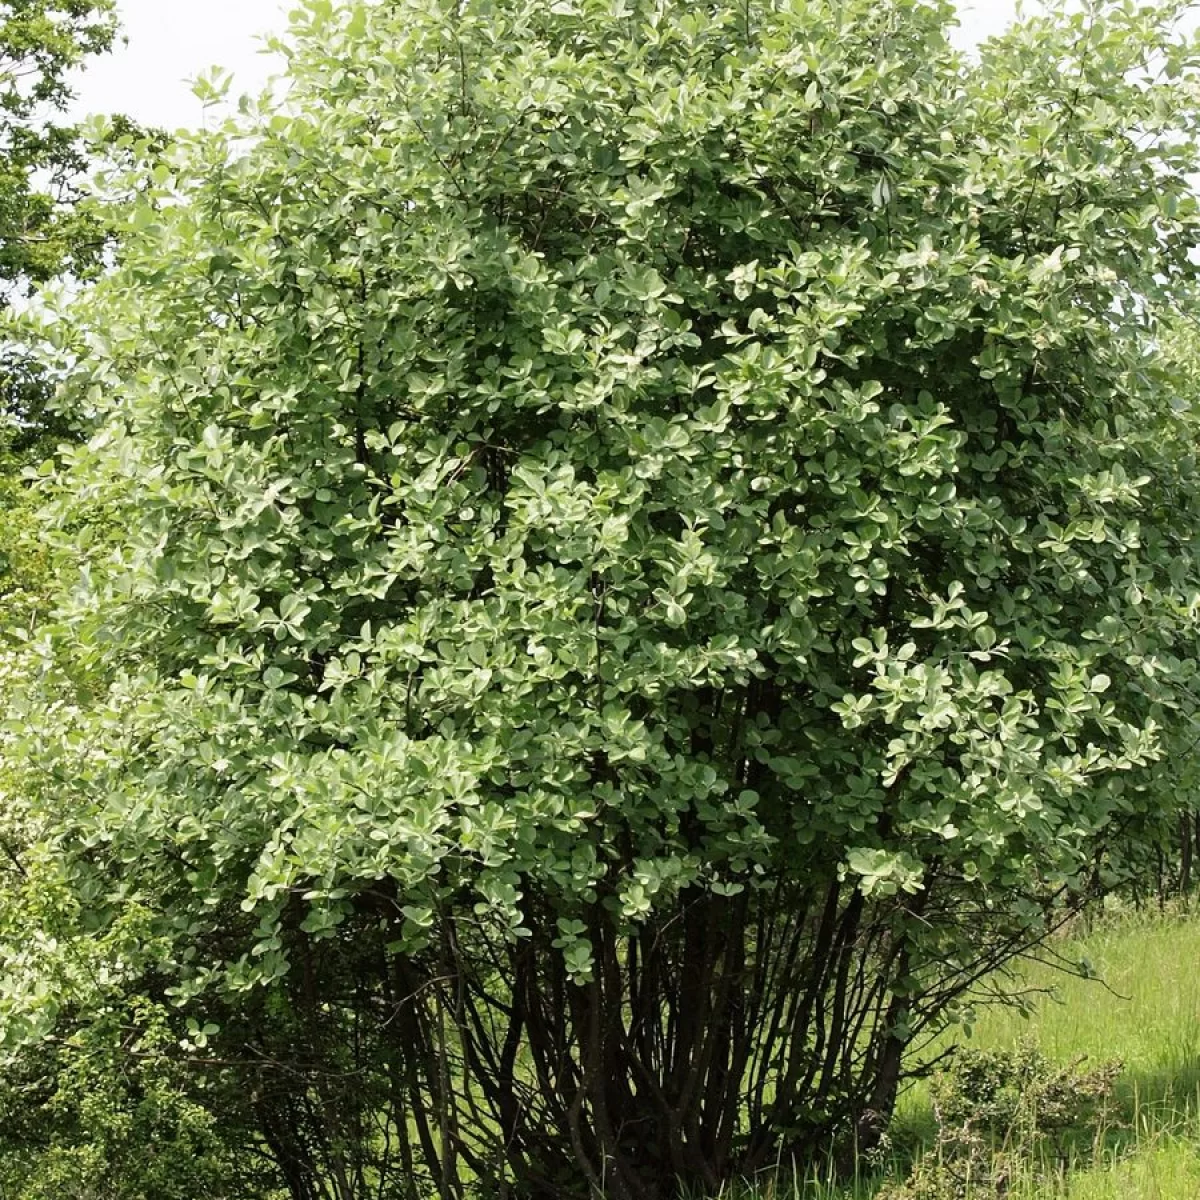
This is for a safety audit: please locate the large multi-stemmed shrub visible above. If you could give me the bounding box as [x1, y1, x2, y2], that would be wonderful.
[4, 1, 1200, 1197]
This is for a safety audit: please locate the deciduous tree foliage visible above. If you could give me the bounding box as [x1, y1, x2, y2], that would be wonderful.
[0, 0, 116, 288]
[0, 0, 117, 601]
[5, 0, 1200, 1196]
[0, 0, 118, 441]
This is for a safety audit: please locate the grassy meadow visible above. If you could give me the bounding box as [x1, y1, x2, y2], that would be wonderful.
[723, 907, 1200, 1200]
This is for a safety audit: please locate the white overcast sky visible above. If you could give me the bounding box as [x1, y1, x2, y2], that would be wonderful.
[69, 0, 1024, 131]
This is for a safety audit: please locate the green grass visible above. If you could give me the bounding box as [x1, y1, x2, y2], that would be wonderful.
[728, 905, 1200, 1200]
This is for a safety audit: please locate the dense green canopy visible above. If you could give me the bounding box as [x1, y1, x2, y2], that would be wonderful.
[3, 0, 1200, 1196]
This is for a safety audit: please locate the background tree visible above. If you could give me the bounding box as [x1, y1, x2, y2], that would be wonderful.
[0, 0, 120, 629]
[0, 1, 116, 276]
[4, 0, 1200, 1198]
[0, 0, 121, 442]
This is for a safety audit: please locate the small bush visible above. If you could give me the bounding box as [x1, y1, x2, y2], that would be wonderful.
[883, 1043, 1122, 1200]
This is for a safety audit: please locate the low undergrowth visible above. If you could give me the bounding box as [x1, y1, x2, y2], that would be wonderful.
[719, 905, 1200, 1200]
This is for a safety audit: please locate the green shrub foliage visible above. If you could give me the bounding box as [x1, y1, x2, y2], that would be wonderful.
[883, 1043, 1122, 1200]
[4, 0, 1200, 1196]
